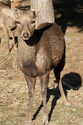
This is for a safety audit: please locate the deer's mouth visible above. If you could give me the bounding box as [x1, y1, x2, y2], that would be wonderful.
[22, 37, 29, 41]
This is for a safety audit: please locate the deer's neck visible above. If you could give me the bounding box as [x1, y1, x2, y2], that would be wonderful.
[17, 31, 40, 76]
[18, 31, 38, 64]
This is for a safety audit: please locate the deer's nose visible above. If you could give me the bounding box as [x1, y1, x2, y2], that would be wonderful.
[15, 6, 19, 11]
[23, 33, 29, 38]
[15, 6, 19, 9]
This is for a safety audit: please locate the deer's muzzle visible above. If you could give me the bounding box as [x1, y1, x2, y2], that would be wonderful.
[15, 6, 19, 11]
[22, 33, 29, 40]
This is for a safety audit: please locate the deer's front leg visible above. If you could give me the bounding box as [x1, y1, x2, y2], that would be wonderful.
[40, 72, 49, 125]
[11, 31, 17, 50]
[4, 27, 10, 54]
[25, 75, 36, 124]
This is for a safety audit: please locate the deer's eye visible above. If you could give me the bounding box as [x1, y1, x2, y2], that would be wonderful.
[11, 1, 14, 3]
[31, 20, 35, 24]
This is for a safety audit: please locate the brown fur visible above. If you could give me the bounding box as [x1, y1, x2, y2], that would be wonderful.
[10, 0, 21, 11]
[16, 10, 69, 124]
[0, 0, 21, 54]
[3, 5, 70, 124]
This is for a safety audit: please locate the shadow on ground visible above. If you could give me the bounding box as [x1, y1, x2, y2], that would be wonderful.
[32, 72, 82, 122]
[53, 0, 83, 33]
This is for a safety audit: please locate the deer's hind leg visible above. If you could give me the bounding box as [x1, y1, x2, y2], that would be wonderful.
[54, 68, 70, 106]
[11, 31, 17, 51]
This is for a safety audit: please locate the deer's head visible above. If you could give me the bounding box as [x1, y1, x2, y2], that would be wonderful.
[10, 0, 22, 11]
[2, 3, 42, 40]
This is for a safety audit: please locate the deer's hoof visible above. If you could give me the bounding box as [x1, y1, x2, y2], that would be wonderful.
[7, 52, 10, 55]
[42, 122, 48, 125]
[65, 102, 70, 106]
[15, 48, 17, 51]
[26, 121, 31, 124]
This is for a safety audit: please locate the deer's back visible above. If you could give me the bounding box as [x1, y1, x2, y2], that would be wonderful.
[37, 23, 65, 67]
[0, 2, 10, 27]
[0, 2, 10, 15]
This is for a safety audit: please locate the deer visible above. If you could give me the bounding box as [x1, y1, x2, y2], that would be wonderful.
[0, 0, 21, 54]
[2, 4, 70, 125]
[10, 0, 21, 11]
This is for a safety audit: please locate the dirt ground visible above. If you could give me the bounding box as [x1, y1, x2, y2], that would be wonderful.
[0, 1, 83, 125]
[0, 25, 83, 125]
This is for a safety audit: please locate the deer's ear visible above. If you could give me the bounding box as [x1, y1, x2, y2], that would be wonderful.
[2, 8, 14, 18]
[31, 3, 42, 17]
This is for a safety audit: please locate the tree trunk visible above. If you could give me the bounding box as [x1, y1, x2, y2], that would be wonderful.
[31, 0, 55, 28]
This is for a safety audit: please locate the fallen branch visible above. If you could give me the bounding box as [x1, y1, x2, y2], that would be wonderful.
[0, 55, 12, 67]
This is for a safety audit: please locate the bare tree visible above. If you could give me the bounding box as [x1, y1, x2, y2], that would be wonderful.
[31, 0, 55, 28]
